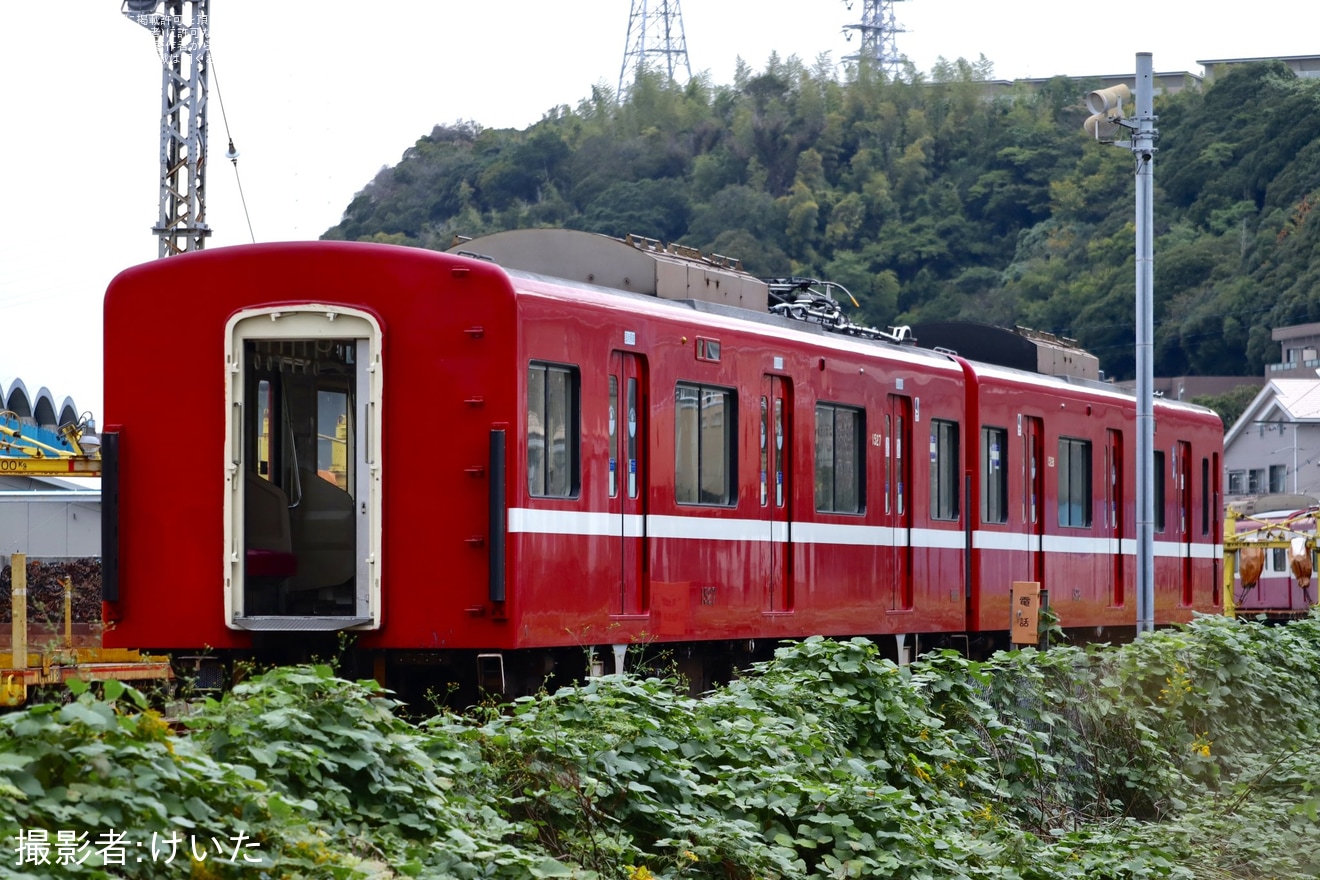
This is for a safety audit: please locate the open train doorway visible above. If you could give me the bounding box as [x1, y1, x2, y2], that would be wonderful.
[223, 307, 383, 631]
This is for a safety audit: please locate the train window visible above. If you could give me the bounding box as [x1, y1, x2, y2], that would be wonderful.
[695, 337, 722, 363]
[627, 378, 640, 500]
[884, 414, 892, 515]
[930, 420, 960, 521]
[675, 383, 735, 505]
[774, 397, 785, 508]
[317, 389, 352, 491]
[527, 362, 580, 498]
[759, 395, 787, 509]
[815, 403, 865, 514]
[255, 379, 273, 478]
[609, 377, 618, 498]
[1154, 450, 1166, 532]
[1203, 458, 1212, 535]
[1271, 548, 1287, 573]
[760, 397, 769, 506]
[1057, 437, 1092, 528]
[981, 426, 1007, 524]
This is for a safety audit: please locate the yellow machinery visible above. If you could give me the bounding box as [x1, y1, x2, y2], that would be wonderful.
[1, 412, 171, 706]
[2, 553, 173, 706]
[0, 411, 102, 476]
[1222, 503, 1318, 619]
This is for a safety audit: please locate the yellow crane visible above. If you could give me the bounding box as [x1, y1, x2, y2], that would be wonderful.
[1, 411, 170, 706]
[0, 411, 101, 476]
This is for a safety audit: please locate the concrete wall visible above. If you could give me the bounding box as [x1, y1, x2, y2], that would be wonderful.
[0, 493, 100, 557]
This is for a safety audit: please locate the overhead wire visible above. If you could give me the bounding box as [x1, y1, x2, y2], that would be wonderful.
[209, 51, 256, 244]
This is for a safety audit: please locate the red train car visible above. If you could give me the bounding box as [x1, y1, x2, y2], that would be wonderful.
[99, 230, 1224, 697]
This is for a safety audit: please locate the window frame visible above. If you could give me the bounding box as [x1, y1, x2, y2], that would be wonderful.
[930, 418, 960, 522]
[1057, 436, 1092, 528]
[674, 382, 737, 506]
[980, 426, 1008, 524]
[1248, 469, 1264, 494]
[814, 402, 866, 515]
[1269, 463, 1287, 494]
[527, 361, 581, 499]
[1154, 449, 1167, 532]
[1227, 469, 1245, 496]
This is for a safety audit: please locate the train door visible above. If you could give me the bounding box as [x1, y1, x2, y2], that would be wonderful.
[1209, 452, 1221, 606]
[1106, 429, 1125, 606]
[224, 307, 383, 630]
[610, 351, 649, 615]
[1177, 440, 1193, 605]
[761, 376, 793, 611]
[1022, 416, 1045, 584]
[886, 395, 913, 610]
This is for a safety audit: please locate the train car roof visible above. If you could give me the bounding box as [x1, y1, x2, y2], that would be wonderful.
[123, 238, 1217, 425]
[963, 357, 1218, 416]
[503, 265, 967, 377]
[448, 231, 1220, 421]
[504, 261, 1217, 423]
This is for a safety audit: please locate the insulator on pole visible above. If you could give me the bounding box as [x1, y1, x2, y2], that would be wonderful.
[841, 0, 907, 78]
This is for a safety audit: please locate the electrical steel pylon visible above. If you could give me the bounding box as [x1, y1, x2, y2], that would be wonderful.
[122, 0, 211, 257]
[842, 0, 907, 78]
[618, 0, 692, 99]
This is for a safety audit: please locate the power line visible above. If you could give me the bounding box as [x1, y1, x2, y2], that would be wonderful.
[209, 52, 256, 244]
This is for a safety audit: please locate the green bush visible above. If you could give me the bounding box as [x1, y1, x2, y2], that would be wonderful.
[2, 615, 1319, 878]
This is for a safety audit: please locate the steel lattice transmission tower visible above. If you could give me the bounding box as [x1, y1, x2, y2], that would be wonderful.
[618, 0, 692, 99]
[842, 0, 907, 78]
[122, 0, 212, 257]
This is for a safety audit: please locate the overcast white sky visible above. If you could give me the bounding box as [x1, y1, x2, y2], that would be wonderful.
[0, 1, 1312, 421]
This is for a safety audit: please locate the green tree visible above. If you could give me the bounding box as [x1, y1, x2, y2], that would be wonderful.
[1191, 383, 1264, 432]
[320, 55, 1320, 385]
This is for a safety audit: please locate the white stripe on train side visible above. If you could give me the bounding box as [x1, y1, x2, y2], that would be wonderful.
[508, 509, 1224, 558]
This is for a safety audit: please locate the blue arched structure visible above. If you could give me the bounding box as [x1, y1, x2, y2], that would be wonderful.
[0, 377, 89, 458]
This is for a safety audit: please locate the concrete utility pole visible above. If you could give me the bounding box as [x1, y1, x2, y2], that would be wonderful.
[1084, 54, 1158, 634]
[1132, 55, 1157, 635]
[122, 0, 212, 257]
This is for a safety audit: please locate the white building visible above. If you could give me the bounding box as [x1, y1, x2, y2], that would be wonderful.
[1224, 379, 1320, 502]
[0, 474, 100, 557]
[1, 376, 100, 558]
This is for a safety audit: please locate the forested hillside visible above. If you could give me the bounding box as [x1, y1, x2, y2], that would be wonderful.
[322, 57, 1320, 382]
